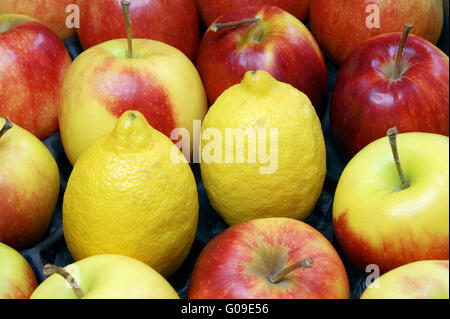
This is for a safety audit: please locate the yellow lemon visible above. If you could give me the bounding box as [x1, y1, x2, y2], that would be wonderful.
[62, 111, 199, 277]
[200, 70, 326, 225]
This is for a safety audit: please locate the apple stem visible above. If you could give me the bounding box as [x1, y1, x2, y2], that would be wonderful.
[0, 117, 13, 139]
[210, 18, 261, 32]
[121, 0, 133, 58]
[391, 24, 413, 81]
[43, 264, 85, 298]
[269, 257, 314, 284]
[387, 127, 410, 189]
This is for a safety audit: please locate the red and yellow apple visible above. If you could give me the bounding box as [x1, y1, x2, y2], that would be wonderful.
[330, 29, 449, 158]
[0, 242, 37, 299]
[196, 5, 328, 112]
[309, 0, 444, 65]
[0, 14, 72, 140]
[0, 0, 76, 39]
[0, 118, 60, 249]
[195, 0, 311, 27]
[30, 255, 179, 299]
[188, 218, 350, 299]
[59, 37, 207, 165]
[333, 132, 449, 274]
[75, 0, 200, 60]
[361, 260, 449, 299]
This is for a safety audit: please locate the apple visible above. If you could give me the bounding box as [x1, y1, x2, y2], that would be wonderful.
[0, 118, 60, 250]
[330, 26, 449, 158]
[0, 242, 37, 299]
[188, 218, 350, 299]
[75, 0, 200, 61]
[0, 14, 72, 140]
[0, 0, 76, 39]
[59, 1, 207, 165]
[361, 260, 449, 299]
[30, 255, 180, 299]
[333, 129, 449, 274]
[195, 0, 311, 27]
[196, 5, 327, 112]
[309, 0, 444, 65]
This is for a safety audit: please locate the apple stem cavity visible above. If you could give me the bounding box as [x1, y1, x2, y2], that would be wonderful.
[43, 264, 85, 298]
[121, 0, 133, 58]
[387, 127, 410, 190]
[0, 117, 13, 139]
[269, 257, 314, 284]
[391, 24, 413, 81]
[210, 18, 261, 32]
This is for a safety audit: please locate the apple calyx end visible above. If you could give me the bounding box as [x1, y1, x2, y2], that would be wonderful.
[43, 264, 85, 299]
[269, 257, 314, 284]
[0, 117, 13, 139]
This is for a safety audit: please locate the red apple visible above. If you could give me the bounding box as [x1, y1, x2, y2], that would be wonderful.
[309, 0, 444, 65]
[0, 0, 77, 39]
[195, 0, 311, 27]
[188, 218, 350, 299]
[0, 243, 37, 299]
[76, 0, 200, 60]
[330, 27, 449, 158]
[196, 5, 328, 112]
[0, 14, 72, 140]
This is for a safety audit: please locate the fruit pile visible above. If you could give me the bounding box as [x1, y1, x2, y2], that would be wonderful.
[1, 0, 449, 300]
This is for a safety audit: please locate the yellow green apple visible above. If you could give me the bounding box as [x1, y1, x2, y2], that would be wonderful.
[361, 260, 449, 299]
[333, 131, 449, 274]
[30, 255, 180, 299]
[0, 242, 37, 299]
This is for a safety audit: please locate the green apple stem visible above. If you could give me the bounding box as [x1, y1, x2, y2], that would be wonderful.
[269, 257, 314, 284]
[121, 0, 133, 58]
[387, 127, 410, 189]
[43, 264, 85, 298]
[210, 18, 260, 32]
[0, 117, 13, 139]
[391, 24, 413, 81]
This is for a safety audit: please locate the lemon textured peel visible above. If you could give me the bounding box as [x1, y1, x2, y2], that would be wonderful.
[63, 111, 199, 277]
[200, 70, 326, 225]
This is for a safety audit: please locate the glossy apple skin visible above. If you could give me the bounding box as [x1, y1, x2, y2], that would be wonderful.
[0, 118, 60, 250]
[76, 0, 200, 60]
[30, 255, 179, 299]
[59, 39, 207, 165]
[0, 0, 76, 39]
[310, 0, 444, 65]
[330, 33, 449, 158]
[196, 0, 311, 27]
[333, 133, 449, 274]
[188, 218, 350, 299]
[196, 5, 328, 113]
[361, 260, 449, 299]
[0, 14, 72, 140]
[0, 243, 37, 299]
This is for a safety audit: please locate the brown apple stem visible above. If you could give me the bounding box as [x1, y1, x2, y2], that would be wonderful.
[269, 257, 314, 284]
[121, 0, 133, 58]
[387, 127, 409, 189]
[0, 117, 13, 139]
[391, 24, 413, 81]
[210, 18, 261, 32]
[43, 264, 85, 298]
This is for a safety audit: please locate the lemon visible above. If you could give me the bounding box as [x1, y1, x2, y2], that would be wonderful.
[62, 111, 199, 277]
[200, 70, 326, 225]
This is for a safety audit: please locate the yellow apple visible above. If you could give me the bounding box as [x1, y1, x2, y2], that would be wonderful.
[361, 260, 449, 299]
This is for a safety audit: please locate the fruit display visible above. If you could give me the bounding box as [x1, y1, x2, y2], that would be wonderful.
[0, 14, 72, 140]
[310, 0, 444, 65]
[200, 70, 326, 225]
[0, 0, 448, 302]
[196, 5, 328, 111]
